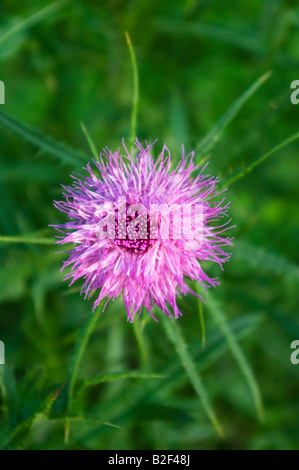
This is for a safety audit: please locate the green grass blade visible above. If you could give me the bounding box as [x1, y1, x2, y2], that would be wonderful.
[205, 295, 264, 420]
[0, 110, 88, 166]
[66, 308, 101, 443]
[195, 71, 272, 157]
[198, 301, 206, 351]
[0, 235, 54, 245]
[84, 371, 162, 387]
[0, 1, 68, 49]
[80, 122, 99, 161]
[67, 309, 101, 408]
[223, 130, 299, 187]
[47, 415, 122, 429]
[125, 31, 139, 144]
[161, 316, 223, 436]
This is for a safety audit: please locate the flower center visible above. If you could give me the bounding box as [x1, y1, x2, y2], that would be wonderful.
[114, 210, 157, 253]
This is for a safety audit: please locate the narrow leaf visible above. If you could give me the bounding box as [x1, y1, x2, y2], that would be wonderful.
[0, 385, 62, 450]
[65, 308, 101, 443]
[158, 314, 264, 399]
[67, 310, 101, 410]
[205, 295, 264, 420]
[224, 130, 299, 187]
[0, 235, 54, 245]
[132, 318, 148, 361]
[0, 110, 88, 166]
[198, 300, 206, 350]
[47, 415, 122, 429]
[195, 71, 272, 156]
[84, 371, 162, 387]
[161, 316, 223, 436]
[80, 122, 99, 161]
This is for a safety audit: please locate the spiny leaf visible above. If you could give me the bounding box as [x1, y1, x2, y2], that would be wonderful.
[0, 110, 88, 166]
[224, 130, 299, 187]
[195, 71, 272, 157]
[47, 414, 122, 429]
[157, 314, 264, 399]
[0, 384, 63, 450]
[205, 295, 264, 421]
[75, 314, 264, 446]
[67, 310, 101, 411]
[161, 315, 223, 436]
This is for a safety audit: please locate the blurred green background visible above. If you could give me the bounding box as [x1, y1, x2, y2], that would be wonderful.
[0, 0, 299, 450]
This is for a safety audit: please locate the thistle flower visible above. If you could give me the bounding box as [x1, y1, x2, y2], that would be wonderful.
[53, 140, 233, 322]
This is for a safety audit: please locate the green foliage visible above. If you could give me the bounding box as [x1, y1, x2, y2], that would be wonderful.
[161, 314, 223, 436]
[0, 110, 88, 167]
[204, 295, 263, 421]
[195, 71, 272, 157]
[0, 0, 299, 451]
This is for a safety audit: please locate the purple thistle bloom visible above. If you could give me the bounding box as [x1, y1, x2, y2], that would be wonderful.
[53, 140, 233, 322]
